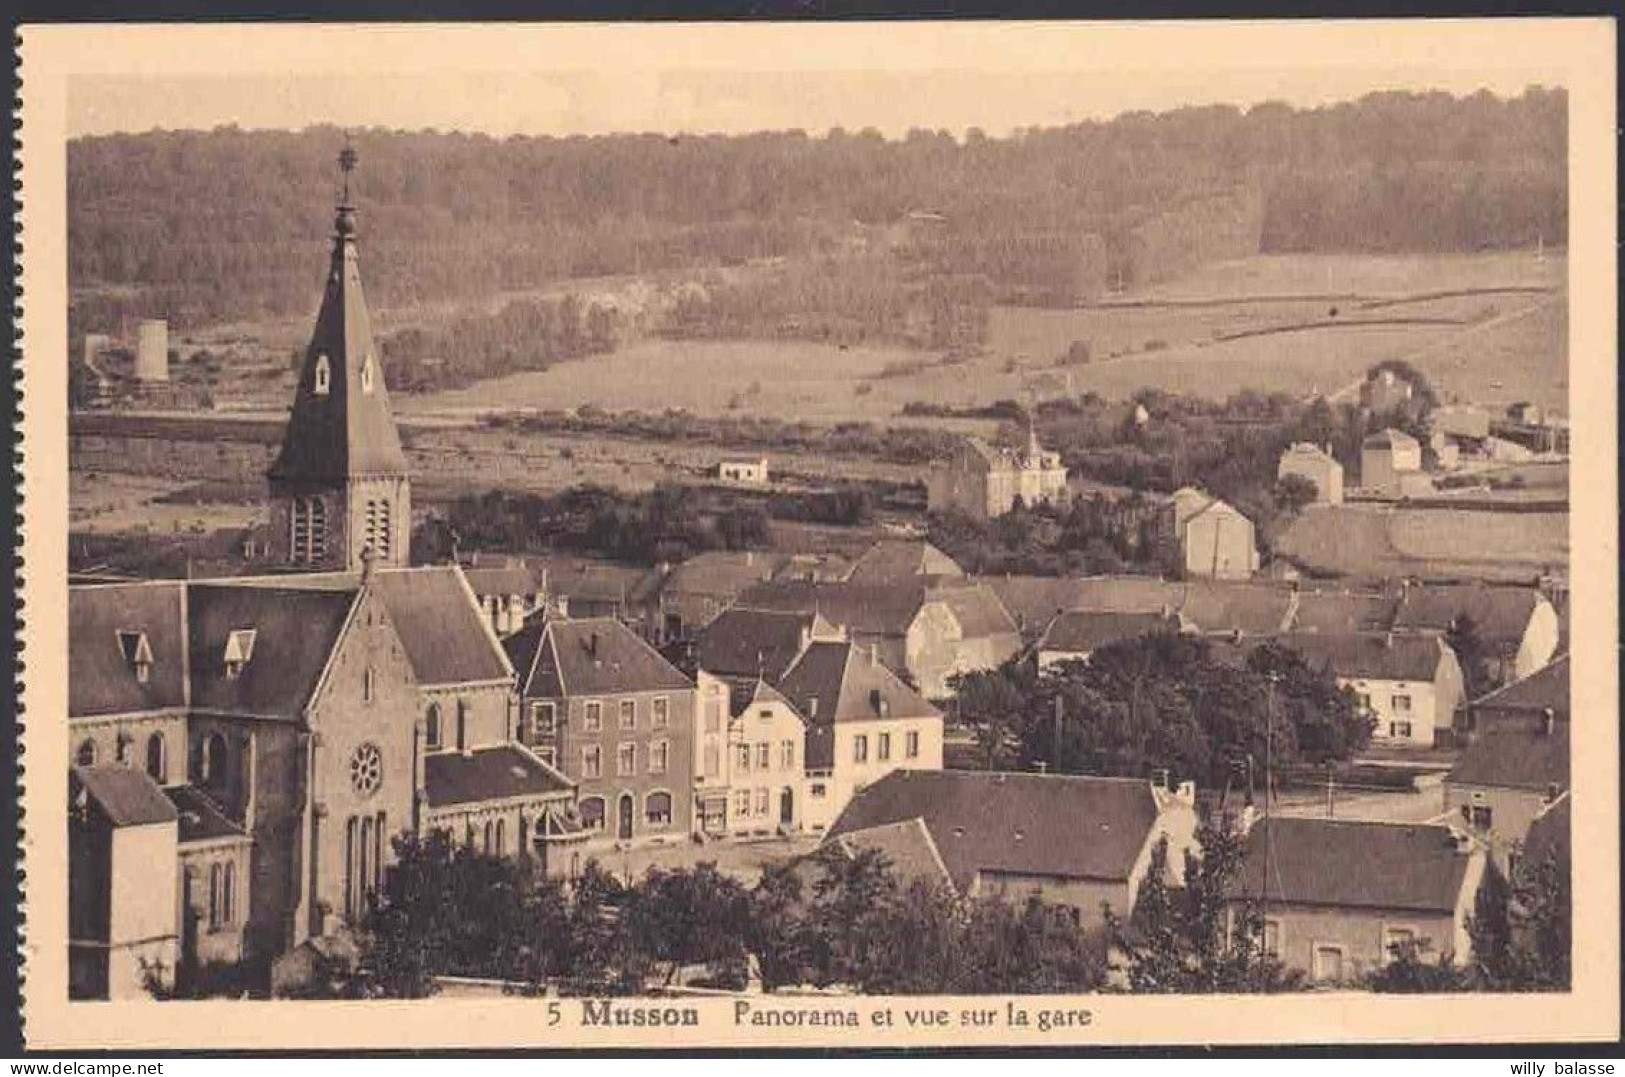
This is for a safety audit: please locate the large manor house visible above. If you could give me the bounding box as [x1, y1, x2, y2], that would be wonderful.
[66, 154, 946, 999]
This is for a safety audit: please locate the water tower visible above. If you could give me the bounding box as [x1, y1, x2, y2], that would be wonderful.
[135, 319, 170, 382]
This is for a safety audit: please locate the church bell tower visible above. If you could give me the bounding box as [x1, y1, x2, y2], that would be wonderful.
[267, 144, 412, 572]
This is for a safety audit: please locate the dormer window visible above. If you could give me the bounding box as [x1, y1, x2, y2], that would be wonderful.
[314, 354, 331, 395]
[223, 629, 257, 679]
[361, 353, 376, 394]
[116, 630, 153, 684]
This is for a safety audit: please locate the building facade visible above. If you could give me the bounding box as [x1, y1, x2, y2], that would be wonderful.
[927, 431, 1068, 520]
[1277, 443, 1345, 505]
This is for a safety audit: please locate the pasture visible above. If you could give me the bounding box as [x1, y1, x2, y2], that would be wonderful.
[1276, 504, 1567, 583]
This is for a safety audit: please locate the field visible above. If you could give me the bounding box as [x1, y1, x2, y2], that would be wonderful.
[398, 251, 1567, 423]
[1276, 504, 1567, 582]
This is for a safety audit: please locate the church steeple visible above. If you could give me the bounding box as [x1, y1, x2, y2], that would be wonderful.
[267, 143, 412, 572]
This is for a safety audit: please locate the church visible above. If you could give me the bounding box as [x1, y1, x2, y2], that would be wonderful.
[66, 150, 584, 999]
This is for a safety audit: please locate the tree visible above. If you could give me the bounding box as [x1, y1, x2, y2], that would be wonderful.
[1366, 938, 1471, 993]
[1467, 851, 1571, 992]
[622, 864, 752, 987]
[1447, 614, 1495, 701]
[1109, 827, 1303, 993]
[1273, 473, 1320, 514]
[948, 659, 1035, 770]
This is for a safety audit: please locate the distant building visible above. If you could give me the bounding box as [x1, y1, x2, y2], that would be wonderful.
[845, 538, 964, 584]
[722, 679, 809, 837]
[1036, 609, 1186, 670]
[695, 607, 847, 690]
[1463, 653, 1569, 736]
[927, 429, 1068, 520]
[1281, 631, 1465, 747]
[462, 560, 546, 637]
[776, 640, 944, 830]
[1393, 584, 1560, 687]
[1446, 705, 1567, 873]
[1361, 368, 1416, 413]
[1360, 428, 1424, 495]
[1277, 443, 1344, 505]
[1431, 405, 1491, 441]
[827, 770, 1198, 928]
[1157, 488, 1259, 580]
[717, 457, 769, 485]
[1228, 818, 1487, 984]
[135, 319, 170, 383]
[1427, 430, 1462, 471]
[641, 551, 787, 645]
[1506, 401, 1544, 426]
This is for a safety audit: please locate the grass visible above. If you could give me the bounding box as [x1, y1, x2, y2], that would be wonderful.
[1276, 504, 1567, 582]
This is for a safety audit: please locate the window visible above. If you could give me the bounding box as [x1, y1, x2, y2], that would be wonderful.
[755, 742, 770, 769]
[583, 701, 603, 733]
[652, 698, 669, 729]
[76, 739, 97, 767]
[221, 861, 235, 926]
[425, 704, 442, 750]
[582, 745, 603, 779]
[1466, 803, 1493, 830]
[209, 864, 223, 930]
[363, 499, 392, 559]
[853, 734, 869, 764]
[617, 742, 637, 777]
[1262, 918, 1282, 956]
[1312, 945, 1345, 983]
[736, 743, 752, 773]
[116, 630, 153, 683]
[810, 783, 827, 799]
[703, 743, 720, 779]
[349, 743, 383, 798]
[496, 818, 506, 857]
[291, 497, 327, 564]
[537, 747, 557, 768]
[759, 708, 774, 721]
[620, 699, 637, 730]
[733, 790, 751, 818]
[807, 696, 820, 719]
[145, 733, 167, 783]
[455, 700, 468, 751]
[1389, 720, 1413, 739]
[579, 797, 606, 832]
[1545, 782, 1561, 804]
[202, 732, 228, 786]
[905, 730, 920, 759]
[530, 701, 556, 742]
[780, 740, 795, 769]
[1356, 692, 1372, 712]
[223, 629, 256, 679]
[650, 740, 669, 775]
[705, 699, 723, 734]
[645, 792, 673, 828]
[754, 788, 770, 816]
[1391, 694, 1413, 713]
[1383, 927, 1416, 962]
[313, 353, 331, 395]
[878, 732, 892, 762]
[363, 667, 376, 703]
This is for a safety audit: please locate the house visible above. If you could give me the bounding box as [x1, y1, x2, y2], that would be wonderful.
[534, 557, 658, 627]
[722, 679, 809, 836]
[1361, 368, 1417, 413]
[693, 607, 847, 689]
[845, 538, 964, 584]
[1277, 443, 1345, 505]
[1427, 430, 1462, 471]
[1482, 435, 1536, 463]
[1228, 818, 1487, 982]
[980, 575, 1298, 642]
[1431, 405, 1491, 441]
[717, 457, 769, 484]
[776, 640, 944, 830]
[1036, 610, 1185, 670]
[927, 429, 1068, 520]
[1506, 401, 1544, 426]
[1392, 584, 1560, 686]
[737, 578, 1021, 699]
[462, 559, 545, 637]
[1157, 488, 1259, 580]
[1463, 653, 1569, 735]
[640, 550, 787, 645]
[1445, 708, 1568, 873]
[1290, 588, 1402, 635]
[504, 615, 696, 847]
[1280, 632, 1465, 747]
[826, 770, 1199, 926]
[1360, 428, 1425, 495]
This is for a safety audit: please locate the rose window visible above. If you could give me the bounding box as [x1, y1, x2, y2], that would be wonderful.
[349, 742, 383, 797]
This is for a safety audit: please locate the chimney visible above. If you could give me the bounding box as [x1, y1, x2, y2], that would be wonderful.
[1176, 780, 1196, 805]
[360, 545, 378, 583]
[868, 643, 878, 665]
[587, 631, 600, 659]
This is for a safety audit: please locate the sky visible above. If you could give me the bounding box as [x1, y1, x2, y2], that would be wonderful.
[59, 23, 1572, 141]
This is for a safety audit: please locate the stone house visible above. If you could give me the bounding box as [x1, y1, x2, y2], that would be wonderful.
[1277, 443, 1345, 505]
[826, 770, 1199, 928]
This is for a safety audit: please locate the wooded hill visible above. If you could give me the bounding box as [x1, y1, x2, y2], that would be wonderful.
[69, 87, 1565, 331]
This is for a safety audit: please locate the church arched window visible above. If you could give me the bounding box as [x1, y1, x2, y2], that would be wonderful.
[425, 703, 442, 751]
[146, 732, 167, 784]
[314, 354, 331, 395]
[202, 732, 228, 787]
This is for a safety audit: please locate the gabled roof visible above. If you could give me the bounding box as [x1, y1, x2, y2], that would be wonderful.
[696, 607, 829, 681]
[1039, 610, 1182, 655]
[1470, 654, 1569, 715]
[1363, 427, 1421, 452]
[364, 567, 512, 686]
[73, 765, 178, 828]
[1291, 590, 1402, 635]
[1280, 631, 1448, 683]
[538, 558, 654, 606]
[832, 818, 955, 893]
[778, 640, 939, 733]
[508, 616, 693, 699]
[187, 584, 357, 717]
[1393, 584, 1545, 645]
[165, 785, 249, 844]
[658, 551, 785, 599]
[1177, 582, 1292, 635]
[70, 581, 189, 717]
[729, 678, 804, 722]
[827, 770, 1166, 892]
[423, 745, 573, 808]
[268, 186, 409, 482]
[738, 580, 929, 637]
[1167, 487, 1217, 528]
[461, 564, 542, 597]
[929, 582, 1020, 639]
[1230, 818, 1473, 914]
[1448, 721, 1569, 791]
[1280, 443, 1342, 468]
[846, 539, 965, 584]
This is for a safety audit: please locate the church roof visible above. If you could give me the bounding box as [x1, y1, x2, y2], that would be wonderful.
[269, 153, 409, 483]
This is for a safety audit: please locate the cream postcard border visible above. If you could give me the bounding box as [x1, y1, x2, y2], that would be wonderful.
[17, 19, 1620, 1050]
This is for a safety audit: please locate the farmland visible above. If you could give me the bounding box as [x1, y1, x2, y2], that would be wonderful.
[1276, 503, 1567, 583]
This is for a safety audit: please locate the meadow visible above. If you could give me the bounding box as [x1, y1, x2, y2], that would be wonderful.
[1276, 503, 1567, 583]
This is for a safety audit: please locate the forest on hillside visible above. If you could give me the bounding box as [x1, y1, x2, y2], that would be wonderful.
[69, 88, 1566, 335]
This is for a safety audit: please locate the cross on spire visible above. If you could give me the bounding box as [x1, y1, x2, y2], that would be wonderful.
[338, 136, 358, 205]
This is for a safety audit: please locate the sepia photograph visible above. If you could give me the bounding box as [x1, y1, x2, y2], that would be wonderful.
[14, 19, 1618, 1051]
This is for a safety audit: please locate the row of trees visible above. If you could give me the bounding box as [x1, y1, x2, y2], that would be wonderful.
[380, 292, 622, 392]
[949, 634, 1375, 787]
[925, 494, 1166, 577]
[70, 89, 1564, 328]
